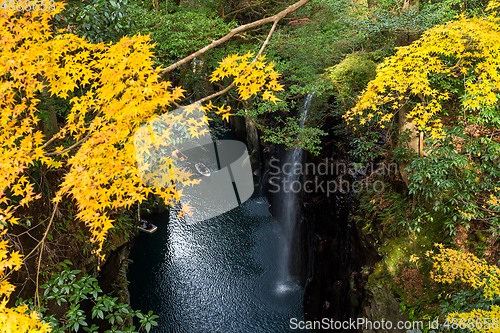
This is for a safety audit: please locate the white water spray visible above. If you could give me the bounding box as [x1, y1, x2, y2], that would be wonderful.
[275, 93, 313, 294]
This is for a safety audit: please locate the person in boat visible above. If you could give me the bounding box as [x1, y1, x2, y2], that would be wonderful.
[146, 222, 153, 230]
[195, 162, 210, 176]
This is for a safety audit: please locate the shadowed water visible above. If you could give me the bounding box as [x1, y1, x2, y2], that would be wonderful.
[128, 191, 305, 332]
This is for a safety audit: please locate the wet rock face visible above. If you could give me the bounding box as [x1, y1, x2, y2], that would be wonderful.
[245, 117, 261, 178]
[228, 115, 247, 141]
[302, 158, 359, 328]
[360, 285, 410, 333]
[99, 242, 131, 294]
[226, 114, 263, 183]
[300, 116, 371, 331]
[298, 115, 407, 332]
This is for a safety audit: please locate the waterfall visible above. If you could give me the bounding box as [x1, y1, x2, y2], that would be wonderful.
[275, 93, 313, 293]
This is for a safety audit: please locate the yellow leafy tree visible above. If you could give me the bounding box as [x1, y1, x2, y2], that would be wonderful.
[210, 52, 284, 103]
[0, 1, 292, 330]
[430, 245, 500, 332]
[344, 0, 500, 140]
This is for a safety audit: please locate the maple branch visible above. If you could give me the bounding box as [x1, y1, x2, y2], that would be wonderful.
[256, 18, 278, 60]
[195, 18, 280, 105]
[137, 202, 141, 222]
[197, 82, 237, 105]
[158, 0, 311, 76]
[40, 129, 67, 149]
[227, 89, 246, 104]
[0, 213, 52, 286]
[33, 200, 58, 309]
[44, 131, 93, 157]
[41, 108, 98, 150]
[43, 108, 103, 156]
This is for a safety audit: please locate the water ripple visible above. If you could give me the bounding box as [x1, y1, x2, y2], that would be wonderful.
[128, 194, 306, 333]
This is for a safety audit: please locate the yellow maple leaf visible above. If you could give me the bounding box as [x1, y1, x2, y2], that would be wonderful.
[222, 112, 233, 122]
[269, 94, 281, 104]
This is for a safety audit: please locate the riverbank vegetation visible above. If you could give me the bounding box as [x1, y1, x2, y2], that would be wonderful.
[1, 0, 500, 331]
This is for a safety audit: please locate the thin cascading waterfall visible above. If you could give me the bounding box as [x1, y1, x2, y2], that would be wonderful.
[275, 93, 313, 293]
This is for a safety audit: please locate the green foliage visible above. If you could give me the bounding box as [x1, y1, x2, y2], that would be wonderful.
[265, 0, 373, 95]
[440, 289, 500, 323]
[56, 0, 134, 43]
[327, 51, 378, 108]
[366, 2, 456, 34]
[17, 268, 158, 333]
[407, 131, 500, 236]
[194, 0, 298, 22]
[260, 115, 327, 155]
[370, 0, 490, 26]
[236, 96, 326, 155]
[350, 130, 385, 163]
[359, 123, 500, 239]
[430, 0, 491, 16]
[136, 311, 159, 333]
[105, 212, 137, 248]
[127, 5, 238, 61]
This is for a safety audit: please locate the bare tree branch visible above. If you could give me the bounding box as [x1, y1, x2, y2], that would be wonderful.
[255, 18, 279, 60]
[35, 201, 59, 309]
[159, 0, 312, 76]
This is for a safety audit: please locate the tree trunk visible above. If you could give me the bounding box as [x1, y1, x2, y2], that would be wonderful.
[396, 0, 420, 187]
[40, 82, 59, 139]
[402, 0, 419, 11]
[396, 0, 420, 47]
[397, 104, 419, 186]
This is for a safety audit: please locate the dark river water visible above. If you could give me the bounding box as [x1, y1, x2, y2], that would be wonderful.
[128, 186, 305, 332]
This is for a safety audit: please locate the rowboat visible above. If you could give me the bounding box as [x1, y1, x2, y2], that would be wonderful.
[138, 219, 157, 234]
[195, 162, 211, 177]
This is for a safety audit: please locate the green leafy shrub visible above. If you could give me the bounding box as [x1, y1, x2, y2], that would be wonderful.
[17, 268, 158, 333]
[57, 0, 134, 43]
[128, 6, 238, 60]
[327, 52, 377, 107]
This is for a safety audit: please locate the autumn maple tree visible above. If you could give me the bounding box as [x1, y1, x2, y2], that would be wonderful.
[343, 1, 500, 329]
[345, 0, 500, 223]
[0, 0, 313, 330]
[409, 244, 500, 332]
[345, 0, 500, 139]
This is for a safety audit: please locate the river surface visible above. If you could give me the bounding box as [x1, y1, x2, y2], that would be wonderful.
[128, 185, 305, 332]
